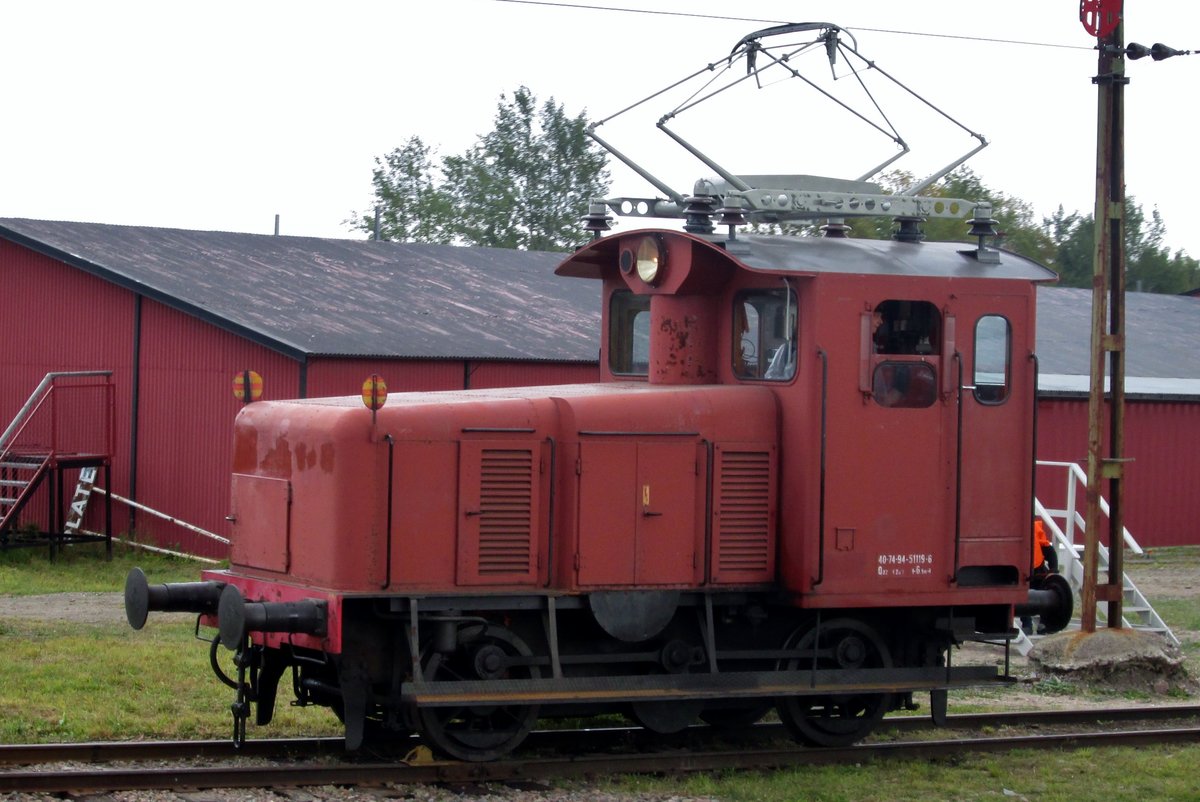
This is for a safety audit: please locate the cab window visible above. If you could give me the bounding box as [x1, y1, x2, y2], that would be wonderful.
[974, 315, 1011, 404]
[609, 290, 650, 376]
[733, 288, 797, 381]
[872, 300, 941, 355]
[873, 362, 937, 408]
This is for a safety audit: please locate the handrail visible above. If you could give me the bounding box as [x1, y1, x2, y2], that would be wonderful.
[0, 371, 113, 454]
[1035, 459, 1142, 555]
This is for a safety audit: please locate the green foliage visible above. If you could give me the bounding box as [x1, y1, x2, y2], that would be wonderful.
[352, 136, 456, 244]
[0, 542, 207, 595]
[1042, 198, 1200, 293]
[353, 87, 610, 251]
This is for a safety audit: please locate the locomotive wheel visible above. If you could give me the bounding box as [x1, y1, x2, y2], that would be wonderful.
[416, 624, 541, 762]
[776, 618, 893, 747]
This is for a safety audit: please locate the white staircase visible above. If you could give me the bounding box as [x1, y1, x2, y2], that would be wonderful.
[1012, 460, 1179, 656]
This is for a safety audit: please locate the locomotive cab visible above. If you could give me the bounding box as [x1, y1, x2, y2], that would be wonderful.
[561, 226, 1055, 629]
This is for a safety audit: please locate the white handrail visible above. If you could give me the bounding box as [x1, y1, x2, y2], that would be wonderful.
[1036, 460, 1142, 555]
[92, 487, 230, 546]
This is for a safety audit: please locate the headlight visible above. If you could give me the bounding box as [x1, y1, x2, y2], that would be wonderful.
[635, 235, 663, 284]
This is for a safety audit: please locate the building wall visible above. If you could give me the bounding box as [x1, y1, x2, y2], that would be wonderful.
[132, 298, 301, 557]
[1, 240, 605, 557]
[0, 240, 135, 536]
[1036, 397, 1200, 547]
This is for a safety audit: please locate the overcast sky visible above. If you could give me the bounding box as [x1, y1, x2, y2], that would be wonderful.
[3, 1, 1197, 256]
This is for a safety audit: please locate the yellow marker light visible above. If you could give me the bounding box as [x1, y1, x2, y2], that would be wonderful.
[362, 374, 388, 411]
[232, 370, 263, 403]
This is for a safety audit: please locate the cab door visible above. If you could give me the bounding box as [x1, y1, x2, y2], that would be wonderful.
[955, 294, 1036, 585]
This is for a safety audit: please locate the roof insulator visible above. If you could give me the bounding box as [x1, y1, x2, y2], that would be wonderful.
[966, 206, 1001, 264]
[683, 194, 717, 235]
[716, 196, 747, 240]
[821, 219, 851, 238]
[893, 216, 926, 243]
[581, 202, 614, 240]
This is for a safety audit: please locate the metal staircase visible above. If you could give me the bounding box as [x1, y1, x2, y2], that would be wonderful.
[0, 452, 52, 535]
[1012, 460, 1179, 656]
[0, 371, 115, 556]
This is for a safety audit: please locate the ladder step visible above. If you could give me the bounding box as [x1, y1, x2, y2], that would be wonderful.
[0, 479, 30, 489]
[0, 498, 17, 507]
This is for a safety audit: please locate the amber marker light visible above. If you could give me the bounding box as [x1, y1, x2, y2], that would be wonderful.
[232, 370, 263, 405]
[362, 374, 388, 411]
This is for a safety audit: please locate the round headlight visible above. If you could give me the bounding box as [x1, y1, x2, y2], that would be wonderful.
[635, 236, 663, 284]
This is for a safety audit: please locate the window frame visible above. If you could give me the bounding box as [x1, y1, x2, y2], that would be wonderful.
[732, 286, 799, 383]
[972, 314, 1012, 405]
[608, 289, 651, 377]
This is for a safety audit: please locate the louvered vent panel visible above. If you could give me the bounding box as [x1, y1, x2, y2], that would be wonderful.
[716, 450, 772, 576]
[477, 448, 534, 575]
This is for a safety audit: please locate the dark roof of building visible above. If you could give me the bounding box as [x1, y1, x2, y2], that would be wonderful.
[0, 218, 601, 362]
[1036, 285, 1200, 381]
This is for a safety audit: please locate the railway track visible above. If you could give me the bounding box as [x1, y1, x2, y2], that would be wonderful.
[3, 705, 1199, 795]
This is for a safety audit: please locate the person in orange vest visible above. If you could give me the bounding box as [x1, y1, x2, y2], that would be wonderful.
[1032, 519, 1058, 576]
[1022, 520, 1059, 634]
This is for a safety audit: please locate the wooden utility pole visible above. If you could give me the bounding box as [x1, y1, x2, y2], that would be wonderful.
[1080, 2, 1127, 632]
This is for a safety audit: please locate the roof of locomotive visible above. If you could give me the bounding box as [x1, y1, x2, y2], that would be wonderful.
[556, 229, 1058, 282]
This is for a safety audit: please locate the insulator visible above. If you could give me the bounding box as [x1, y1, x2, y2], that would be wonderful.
[683, 194, 717, 235]
[892, 216, 926, 243]
[715, 197, 747, 240]
[1125, 42, 1151, 60]
[821, 220, 851, 238]
[967, 214, 999, 239]
[580, 202, 614, 240]
[715, 198, 748, 228]
[1151, 42, 1187, 61]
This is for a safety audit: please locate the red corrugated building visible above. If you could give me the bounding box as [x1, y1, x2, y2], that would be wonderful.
[0, 220, 599, 557]
[1034, 288, 1200, 547]
[3, 219, 1198, 553]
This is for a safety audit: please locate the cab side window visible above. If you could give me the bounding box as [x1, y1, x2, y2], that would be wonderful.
[870, 300, 940, 408]
[609, 290, 650, 376]
[733, 288, 797, 381]
[872, 300, 941, 355]
[974, 315, 1011, 404]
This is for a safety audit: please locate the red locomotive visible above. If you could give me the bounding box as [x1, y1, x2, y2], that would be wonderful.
[125, 23, 1072, 761]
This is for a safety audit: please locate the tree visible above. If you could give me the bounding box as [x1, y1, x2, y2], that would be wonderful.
[1042, 198, 1200, 293]
[352, 87, 610, 251]
[350, 136, 455, 244]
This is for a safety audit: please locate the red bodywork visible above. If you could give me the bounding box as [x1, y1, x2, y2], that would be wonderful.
[207, 230, 1049, 655]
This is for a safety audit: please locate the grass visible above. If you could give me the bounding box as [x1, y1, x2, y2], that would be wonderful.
[0, 540, 208, 594]
[0, 615, 340, 743]
[612, 745, 1200, 802]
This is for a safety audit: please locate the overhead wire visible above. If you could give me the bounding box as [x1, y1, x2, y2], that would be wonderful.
[493, 0, 1095, 52]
